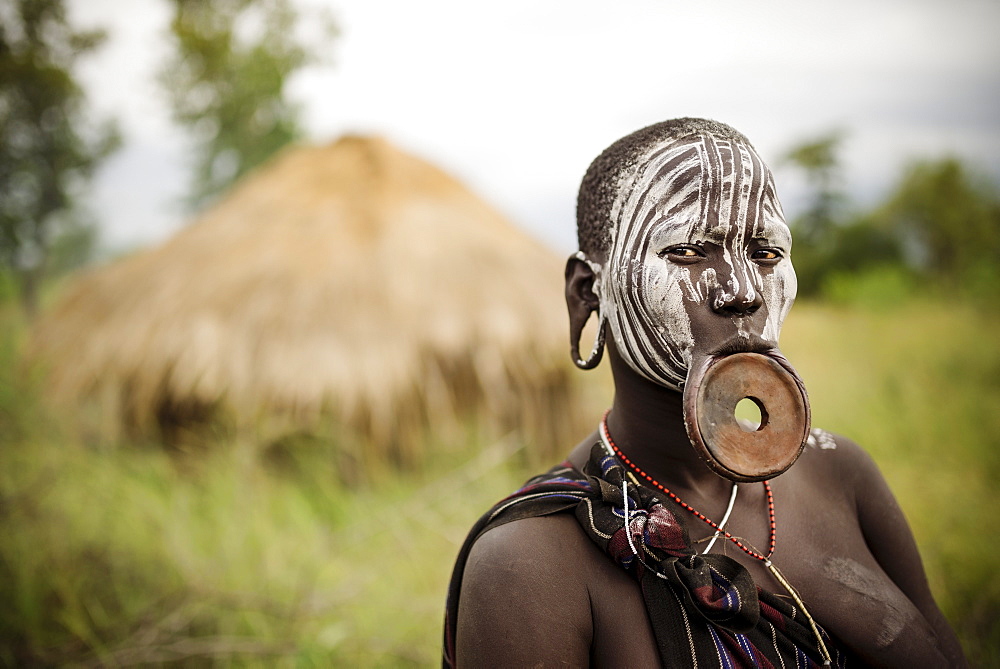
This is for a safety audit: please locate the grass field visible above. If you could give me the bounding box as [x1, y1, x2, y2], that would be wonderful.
[1, 296, 998, 666]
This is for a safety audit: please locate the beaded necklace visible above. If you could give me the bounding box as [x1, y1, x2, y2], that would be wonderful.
[598, 414, 833, 666]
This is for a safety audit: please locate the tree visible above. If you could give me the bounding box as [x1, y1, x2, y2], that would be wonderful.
[0, 0, 120, 315]
[782, 131, 846, 248]
[876, 158, 1000, 285]
[160, 0, 336, 208]
[781, 132, 910, 297]
[781, 132, 850, 295]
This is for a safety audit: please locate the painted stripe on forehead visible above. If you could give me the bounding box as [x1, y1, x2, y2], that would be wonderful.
[611, 136, 781, 260]
[744, 145, 766, 237]
[718, 140, 738, 227]
[746, 143, 771, 238]
[620, 151, 703, 247]
[607, 142, 694, 227]
[618, 146, 702, 244]
[718, 138, 740, 240]
[726, 142, 757, 256]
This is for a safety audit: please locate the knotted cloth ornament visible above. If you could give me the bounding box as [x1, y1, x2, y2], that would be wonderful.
[577, 448, 761, 634]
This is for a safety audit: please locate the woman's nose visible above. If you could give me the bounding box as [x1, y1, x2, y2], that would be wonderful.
[710, 267, 763, 316]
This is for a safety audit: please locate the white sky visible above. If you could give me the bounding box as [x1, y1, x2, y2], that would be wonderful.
[68, 0, 1000, 255]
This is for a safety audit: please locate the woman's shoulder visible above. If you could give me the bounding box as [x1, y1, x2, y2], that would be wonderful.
[472, 511, 584, 550]
[456, 514, 598, 664]
[796, 427, 881, 476]
[463, 512, 599, 588]
[785, 427, 891, 511]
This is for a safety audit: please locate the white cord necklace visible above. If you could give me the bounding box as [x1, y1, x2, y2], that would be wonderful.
[702, 483, 739, 554]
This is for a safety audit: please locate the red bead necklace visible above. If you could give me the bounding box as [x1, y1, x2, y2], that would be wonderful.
[600, 415, 775, 562]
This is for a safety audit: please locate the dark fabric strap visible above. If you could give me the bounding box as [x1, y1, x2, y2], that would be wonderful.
[443, 444, 848, 668]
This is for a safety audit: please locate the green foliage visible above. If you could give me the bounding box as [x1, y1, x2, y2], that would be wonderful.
[783, 131, 847, 249]
[791, 215, 905, 297]
[783, 133, 1000, 304]
[160, 0, 337, 208]
[875, 158, 1000, 287]
[0, 0, 120, 315]
[783, 132, 862, 298]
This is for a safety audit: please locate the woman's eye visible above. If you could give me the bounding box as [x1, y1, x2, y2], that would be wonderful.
[658, 246, 704, 262]
[751, 249, 782, 264]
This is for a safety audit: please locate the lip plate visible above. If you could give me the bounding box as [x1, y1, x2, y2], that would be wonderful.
[684, 351, 810, 482]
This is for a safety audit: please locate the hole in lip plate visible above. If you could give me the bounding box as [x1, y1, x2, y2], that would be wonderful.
[735, 396, 769, 433]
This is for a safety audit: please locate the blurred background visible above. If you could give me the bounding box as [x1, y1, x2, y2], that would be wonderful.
[1, 0, 998, 665]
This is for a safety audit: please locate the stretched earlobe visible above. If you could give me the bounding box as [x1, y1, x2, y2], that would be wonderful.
[566, 252, 606, 370]
[572, 310, 606, 369]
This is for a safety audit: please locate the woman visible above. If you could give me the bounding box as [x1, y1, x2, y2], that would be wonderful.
[444, 118, 966, 667]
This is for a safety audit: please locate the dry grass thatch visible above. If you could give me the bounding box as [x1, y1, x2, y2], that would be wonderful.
[29, 136, 584, 463]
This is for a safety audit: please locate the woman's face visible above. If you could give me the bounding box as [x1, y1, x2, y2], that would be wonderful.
[595, 134, 797, 390]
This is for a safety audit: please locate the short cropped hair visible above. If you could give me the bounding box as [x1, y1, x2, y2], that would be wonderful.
[576, 118, 754, 260]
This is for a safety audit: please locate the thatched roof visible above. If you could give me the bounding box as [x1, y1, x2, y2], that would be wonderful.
[30, 136, 578, 459]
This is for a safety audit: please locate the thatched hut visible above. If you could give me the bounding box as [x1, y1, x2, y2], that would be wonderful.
[30, 136, 583, 464]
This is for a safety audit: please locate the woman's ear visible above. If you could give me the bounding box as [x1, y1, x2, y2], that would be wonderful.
[565, 254, 604, 369]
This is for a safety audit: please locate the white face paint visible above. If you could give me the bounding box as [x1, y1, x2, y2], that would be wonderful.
[591, 134, 797, 390]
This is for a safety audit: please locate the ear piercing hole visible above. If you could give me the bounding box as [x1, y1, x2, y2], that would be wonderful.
[580, 308, 601, 352]
[735, 396, 769, 432]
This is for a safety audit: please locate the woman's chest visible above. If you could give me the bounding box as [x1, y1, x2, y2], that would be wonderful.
[760, 497, 944, 664]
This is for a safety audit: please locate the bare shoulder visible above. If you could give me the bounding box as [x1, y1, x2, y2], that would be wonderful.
[794, 427, 884, 496]
[790, 426, 905, 552]
[456, 515, 594, 666]
[463, 512, 597, 591]
[799, 427, 873, 466]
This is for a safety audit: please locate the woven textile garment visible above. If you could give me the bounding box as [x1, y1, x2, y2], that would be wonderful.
[443, 444, 850, 668]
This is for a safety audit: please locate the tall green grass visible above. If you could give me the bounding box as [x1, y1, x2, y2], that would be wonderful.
[1, 296, 997, 666]
[783, 298, 1000, 666]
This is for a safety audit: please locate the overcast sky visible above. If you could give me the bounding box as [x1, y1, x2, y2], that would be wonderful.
[68, 0, 1000, 255]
